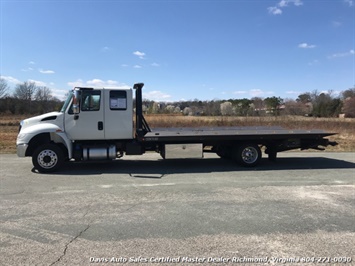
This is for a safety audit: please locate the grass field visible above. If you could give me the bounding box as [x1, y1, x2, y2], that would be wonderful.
[1, 114, 354, 154]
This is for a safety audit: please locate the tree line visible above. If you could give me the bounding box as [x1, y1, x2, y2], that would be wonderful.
[1, 78, 355, 118]
[0, 79, 62, 114]
[143, 88, 355, 118]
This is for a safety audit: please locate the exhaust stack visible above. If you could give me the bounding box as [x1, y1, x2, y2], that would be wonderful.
[133, 83, 151, 138]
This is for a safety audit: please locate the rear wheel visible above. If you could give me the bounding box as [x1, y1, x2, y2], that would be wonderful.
[32, 143, 64, 173]
[235, 143, 261, 167]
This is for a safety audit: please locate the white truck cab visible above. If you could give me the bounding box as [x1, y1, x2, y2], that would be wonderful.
[64, 87, 133, 140]
[17, 86, 134, 172]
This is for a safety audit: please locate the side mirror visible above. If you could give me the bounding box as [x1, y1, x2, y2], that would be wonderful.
[73, 90, 80, 119]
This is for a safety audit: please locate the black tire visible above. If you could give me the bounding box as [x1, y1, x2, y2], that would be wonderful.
[32, 143, 64, 173]
[235, 143, 261, 167]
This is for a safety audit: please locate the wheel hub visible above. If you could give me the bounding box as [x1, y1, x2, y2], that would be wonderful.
[241, 147, 258, 164]
[38, 150, 58, 169]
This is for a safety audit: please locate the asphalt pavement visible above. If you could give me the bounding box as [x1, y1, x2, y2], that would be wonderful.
[0, 152, 354, 266]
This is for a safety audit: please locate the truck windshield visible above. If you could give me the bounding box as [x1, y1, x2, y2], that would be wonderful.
[60, 92, 73, 113]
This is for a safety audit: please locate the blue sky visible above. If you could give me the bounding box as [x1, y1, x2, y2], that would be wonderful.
[1, 0, 354, 101]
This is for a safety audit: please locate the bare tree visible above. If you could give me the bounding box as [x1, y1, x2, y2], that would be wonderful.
[204, 100, 221, 116]
[13, 81, 37, 100]
[342, 87, 355, 99]
[343, 97, 355, 118]
[35, 87, 55, 113]
[35, 86, 53, 101]
[0, 78, 9, 98]
[284, 99, 311, 116]
[183, 107, 192, 116]
[220, 101, 233, 116]
[251, 97, 265, 116]
[13, 81, 38, 113]
[165, 105, 176, 114]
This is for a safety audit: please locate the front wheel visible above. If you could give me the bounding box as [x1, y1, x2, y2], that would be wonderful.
[235, 143, 261, 167]
[32, 143, 64, 173]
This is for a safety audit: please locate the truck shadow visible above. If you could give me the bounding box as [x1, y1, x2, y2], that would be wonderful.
[50, 155, 355, 176]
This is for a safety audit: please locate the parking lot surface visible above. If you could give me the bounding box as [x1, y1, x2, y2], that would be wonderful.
[0, 152, 354, 265]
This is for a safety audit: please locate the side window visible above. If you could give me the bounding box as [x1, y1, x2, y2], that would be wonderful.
[68, 103, 74, 114]
[110, 91, 127, 110]
[81, 91, 101, 111]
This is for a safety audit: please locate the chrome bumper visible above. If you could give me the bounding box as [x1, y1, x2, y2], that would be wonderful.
[17, 144, 28, 157]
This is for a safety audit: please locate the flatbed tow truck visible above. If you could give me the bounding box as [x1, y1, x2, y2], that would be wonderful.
[16, 83, 337, 172]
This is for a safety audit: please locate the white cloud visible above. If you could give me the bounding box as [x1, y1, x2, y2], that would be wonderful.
[308, 59, 319, 66]
[278, 0, 288, 7]
[67, 79, 129, 89]
[143, 90, 171, 101]
[87, 79, 118, 87]
[332, 21, 342, 27]
[133, 51, 146, 59]
[286, 90, 299, 95]
[21, 61, 36, 72]
[248, 89, 274, 97]
[67, 79, 84, 87]
[344, 0, 353, 6]
[233, 90, 247, 95]
[249, 89, 264, 97]
[298, 43, 316, 49]
[101, 46, 110, 52]
[28, 79, 47, 87]
[268, 0, 303, 15]
[0, 75, 21, 84]
[292, 0, 303, 6]
[328, 49, 355, 59]
[133, 65, 142, 69]
[268, 6, 282, 15]
[39, 69, 55, 74]
[21, 67, 34, 72]
[151, 62, 160, 67]
[51, 88, 68, 100]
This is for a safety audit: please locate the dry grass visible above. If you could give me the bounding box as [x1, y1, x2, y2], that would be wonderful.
[1, 114, 354, 154]
[146, 114, 351, 130]
[0, 115, 25, 154]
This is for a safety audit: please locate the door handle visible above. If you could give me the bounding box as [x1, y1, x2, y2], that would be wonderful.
[98, 121, 103, 130]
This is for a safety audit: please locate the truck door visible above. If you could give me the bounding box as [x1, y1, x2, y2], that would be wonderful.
[104, 89, 134, 139]
[65, 90, 105, 140]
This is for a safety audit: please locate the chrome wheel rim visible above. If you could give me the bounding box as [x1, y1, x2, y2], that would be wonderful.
[37, 149, 58, 169]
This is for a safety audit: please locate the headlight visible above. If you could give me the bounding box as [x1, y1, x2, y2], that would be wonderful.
[17, 133, 26, 140]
